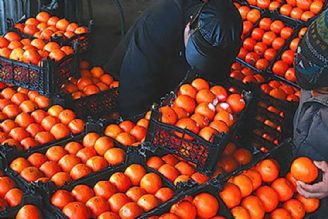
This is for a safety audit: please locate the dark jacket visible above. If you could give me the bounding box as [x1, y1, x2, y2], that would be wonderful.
[105, 0, 242, 117]
[293, 89, 328, 161]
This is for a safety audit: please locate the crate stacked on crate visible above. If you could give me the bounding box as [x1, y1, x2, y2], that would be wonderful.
[215, 140, 321, 218]
[10, 11, 91, 53]
[142, 72, 253, 177]
[41, 151, 184, 219]
[60, 60, 119, 119]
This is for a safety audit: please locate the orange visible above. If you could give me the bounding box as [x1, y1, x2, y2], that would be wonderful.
[191, 172, 209, 184]
[191, 113, 210, 129]
[119, 202, 143, 219]
[68, 119, 85, 134]
[175, 118, 200, 140]
[36, 12, 51, 23]
[3, 104, 21, 118]
[126, 187, 146, 202]
[214, 110, 234, 127]
[124, 164, 146, 186]
[195, 103, 216, 120]
[147, 156, 164, 170]
[162, 154, 179, 166]
[231, 206, 251, 219]
[175, 161, 195, 176]
[159, 106, 178, 125]
[256, 159, 279, 183]
[46, 145, 67, 162]
[58, 154, 81, 172]
[223, 142, 236, 156]
[191, 78, 209, 90]
[281, 27, 293, 40]
[31, 109, 47, 124]
[94, 136, 114, 156]
[9, 127, 29, 142]
[10, 157, 31, 173]
[104, 124, 123, 138]
[93, 181, 116, 200]
[193, 193, 219, 218]
[158, 164, 179, 182]
[20, 166, 44, 182]
[270, 208, 292, 219]
[130, 125, 147, 142]
[70, 163, 92, 180]
[310, 0, 323, 14]
[137, 194, 160, 212]
[291, 8, 304, 20]
[231, 173, 253, 198]
[247, 9, 261, 23]
[64, 142, 83, 155]
[4, 188, 22, 207]
[51, 171, 72, 186]
[58, 109, 76, 125]
[50, 123, 70, 140]
[63, 202, 91, 219]
[86, 196, 111, 217]
[56, 19, 69, 31]
[196, 89, 216, 104]
[109, 172, 132, 193]
[174, 95, 196, 113]
[296, 194, 319, 213]
[283, 199, 305, 219]
[255, 186, 279, 212]
[0, 176, 15, 197]
[140, 173, 162, 194]
[39, 160, 61, 178]
[116, 132, 136, 146]
[76, 147, 97, 163]
[199, 126, 218, 142]
[155, 187, 174, 202]
[51, 190, 74, 209]
[178, 84, 197, 98]
[82, 132, 100, 147]
[243, 169, 262, 190]
[210, 85, 228, 102]
[108, 193, 131, 213]
[290, 156, 318, 183]
[241, 195, 265, 219]
[219, 182, 242, 209]
[119, 120, 135, 132]
[41, 115, 59, 131]
[170, 200, 197, 219]
[48, 105, 64, 117]
[271, 178, 295, 202]
[104, 148, 125, 165]
[19, 100, 37, 113]
[98, 212, 120, 219]
[16, 205, 42, 219]
[72, 184, 95, 203]
[297, 0, 312, 10]
[217, 156, 239, 173]
[27, 153, 48, 168]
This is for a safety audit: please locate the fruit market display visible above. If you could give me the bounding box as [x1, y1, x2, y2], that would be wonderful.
[0, 31, 74, 64]
[61, 61, 119, 100]
[230, 62, 266, 84]
[50, 164, 175, 218]
[14, 11, 88, 41]
[0, 87, 85, 150]
[234, 3, 262, 38]
[261, 80, 300, 101]
[9, 132, 125, 185]
[271, 27, 307, 82]
[238, 17, 294, 70]
[245, 0, 284, 11]
[0, 171, 23, 209]
[279, 0, 325, 21]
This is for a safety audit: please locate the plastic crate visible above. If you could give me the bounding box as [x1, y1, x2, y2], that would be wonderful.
[140, 183, 233, 218]
[143, 72, 254, 177]
[0, 47, 78, 97]
[61, 87, 119, 120]
[39, 150, 182, 219]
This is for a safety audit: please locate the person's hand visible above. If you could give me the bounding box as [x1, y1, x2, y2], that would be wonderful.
[296, 161, 328, 199]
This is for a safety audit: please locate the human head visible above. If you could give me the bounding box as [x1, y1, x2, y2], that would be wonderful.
[184, 0, 242, 74]
[295, 9, 328, 90]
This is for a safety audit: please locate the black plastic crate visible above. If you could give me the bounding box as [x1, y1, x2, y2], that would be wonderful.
[143, 71, 254, 177]
[61, 87, 119, 120]
[140, 183, 233, 218]
[39, 150, 182, 219]
[0, 48, 78, 97]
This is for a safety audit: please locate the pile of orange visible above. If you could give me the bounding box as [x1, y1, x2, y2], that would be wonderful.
[104, 117, 149, 147]
[272, 27, 307, 82]
[150, 192, 224, 219]
[0, 31, 73, 64]
[10, 132, 125, 185]
[214, 142, 253, 176]
[261, 80, 300, 102]
[14, 11, 88, 41]
[15, 204, 42, 219]
[279, 0, 324, 21]
[51, 164, 175, 218]
[147, 153, 209, 185]
[246, 0, 284, 10]
[233, 3, 262, 38]
[0, 170, 23, 210]
[154, 78, 246, 142]
[238, 18, 294, 71]
[219, 156, 319, 218]
[230, 62, 266, 84]
[61, 61, 119, 100]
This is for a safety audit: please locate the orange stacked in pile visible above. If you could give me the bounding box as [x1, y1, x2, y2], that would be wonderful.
[0, 31, 73, 64]
[233, 3, 261, 38]
[0, 87, 84, 150]
[246, 0, 284, 11]
[10, 132, 125, 186]
[0, 170, 23, 210]
[14, 11, 88, 41]
[15, 205, 42, 219]
[151, 192, 225, 219]
[147, 154, 209, 186]
[279, 0, 324, 21]
[219, 156, 320, 218]
[230, 62, 266, 84]
[272, 27, 307, 83]
[261, 80, 300, 102]
[61, 61, 119, 100]
[238, 18, 294, 70]
[51, 164, 175, 219]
